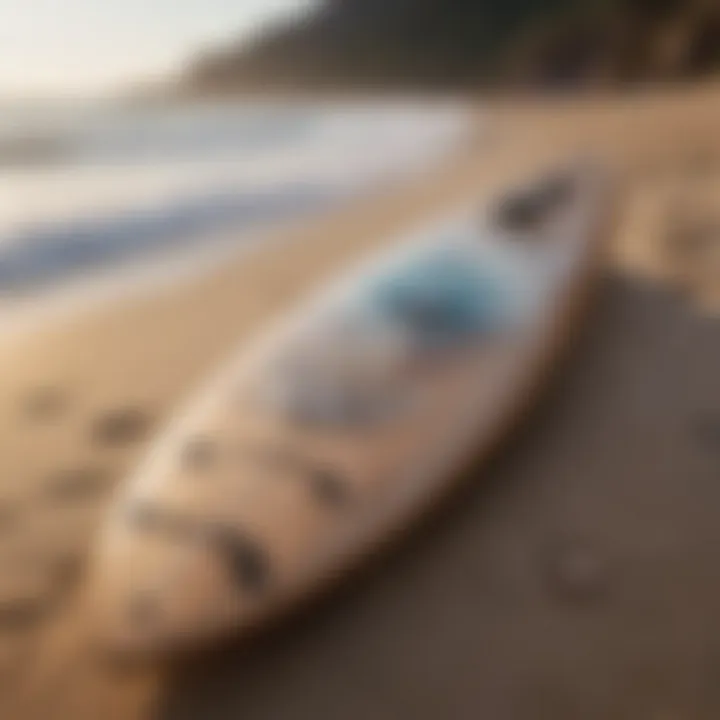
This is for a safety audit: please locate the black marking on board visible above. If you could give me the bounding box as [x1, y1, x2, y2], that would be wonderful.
[125, 501, 166, 531]
[493, 172, 577, 234]
[310, 468, 350, 507]
[125, 501, 196, 538]
[125, 502, 271, 593]
[205, 526, 270, 593]
[241, 444, 351, 508]
[181, 437, 217, 471]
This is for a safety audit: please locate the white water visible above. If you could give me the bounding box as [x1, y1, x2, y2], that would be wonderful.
[0, 99, 473, 334]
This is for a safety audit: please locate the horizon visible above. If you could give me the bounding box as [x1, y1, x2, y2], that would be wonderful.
[0, 0, 316, 100]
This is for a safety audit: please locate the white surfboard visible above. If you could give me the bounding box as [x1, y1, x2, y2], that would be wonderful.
[89, 163, 612, 655]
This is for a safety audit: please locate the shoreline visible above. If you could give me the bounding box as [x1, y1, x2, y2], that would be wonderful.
[0, 86, 717, 717]
[0, 100, 476, 335]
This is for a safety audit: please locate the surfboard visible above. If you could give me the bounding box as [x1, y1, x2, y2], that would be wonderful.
[89, 163, 612, 655]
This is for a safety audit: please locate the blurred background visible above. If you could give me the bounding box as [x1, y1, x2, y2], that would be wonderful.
[0, 0, 718, 718]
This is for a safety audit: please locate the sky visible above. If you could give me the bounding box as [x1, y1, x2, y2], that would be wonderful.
[0, 0, 316, 98]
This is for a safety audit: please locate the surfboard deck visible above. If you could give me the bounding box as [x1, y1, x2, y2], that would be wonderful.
[89, 163, 613, 656]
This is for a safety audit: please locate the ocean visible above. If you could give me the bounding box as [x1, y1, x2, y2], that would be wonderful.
[0, 99, 472, 328]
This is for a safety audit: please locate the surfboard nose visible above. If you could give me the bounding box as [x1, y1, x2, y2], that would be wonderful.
[88, 515, 247, 657]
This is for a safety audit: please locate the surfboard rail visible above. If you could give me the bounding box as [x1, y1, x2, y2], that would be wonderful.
[88, 161, 615, 657]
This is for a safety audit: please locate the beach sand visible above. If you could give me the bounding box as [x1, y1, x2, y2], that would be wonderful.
[0, 85, 718, 718]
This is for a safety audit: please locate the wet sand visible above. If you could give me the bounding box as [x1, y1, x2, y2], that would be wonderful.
[161, 276, 719, 720]
[0, 86, 718, 718]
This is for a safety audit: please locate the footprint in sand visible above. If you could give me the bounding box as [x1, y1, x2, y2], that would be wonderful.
[0, 403, 154, 639]
[21, 386, 68, 422]
[43, 467, 114, 504]
[542, 536, 610, 606]
[89, 407, 154, 448]
[0, 542, 89, 635]
[661, 201, 720, 312]
[0, 501, 104, 619]
[0, 503, 20, 536]
[693, 412, 720, 451]
[0, 550, 56, 631]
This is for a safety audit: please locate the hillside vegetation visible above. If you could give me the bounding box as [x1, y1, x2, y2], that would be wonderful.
[185, 0, 720, 91]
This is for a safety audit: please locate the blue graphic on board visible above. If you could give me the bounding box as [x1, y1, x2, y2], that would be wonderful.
[365, 245, 516, 345]
[349, 233, 547, 350]
[263, 225, 556, 427]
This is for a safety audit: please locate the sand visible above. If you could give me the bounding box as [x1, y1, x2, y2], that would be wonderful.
[0, 85, 717, 718]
